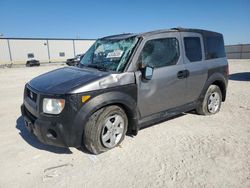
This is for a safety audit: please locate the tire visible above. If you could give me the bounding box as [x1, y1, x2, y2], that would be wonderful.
[83, 105, 128, 154]
[196, 85, 222, 115]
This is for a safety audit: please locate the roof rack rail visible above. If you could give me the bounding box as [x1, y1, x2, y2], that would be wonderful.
[171, 27, 184, 31]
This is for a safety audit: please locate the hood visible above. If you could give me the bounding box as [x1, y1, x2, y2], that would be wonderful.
[28, 67, 109, 94]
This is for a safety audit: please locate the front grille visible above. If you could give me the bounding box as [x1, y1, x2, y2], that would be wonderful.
[26, 87, 37, 102]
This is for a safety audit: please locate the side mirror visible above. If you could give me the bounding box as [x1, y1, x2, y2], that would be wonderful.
[142, 66, 154, 80]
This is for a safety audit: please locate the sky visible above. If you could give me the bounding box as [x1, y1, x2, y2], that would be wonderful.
[0, 0, 250, 45]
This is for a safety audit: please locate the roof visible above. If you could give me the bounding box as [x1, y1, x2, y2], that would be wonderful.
[171, 27, 223, 37]
[100, 27, 223, 40]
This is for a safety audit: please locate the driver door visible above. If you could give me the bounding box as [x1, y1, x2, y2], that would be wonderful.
[134, 32, 188, 119]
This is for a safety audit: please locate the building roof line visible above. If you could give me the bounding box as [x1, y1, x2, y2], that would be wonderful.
[0, 37, 96, 41]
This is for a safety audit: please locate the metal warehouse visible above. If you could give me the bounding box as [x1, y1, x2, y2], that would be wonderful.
[0, 38, 95, 65]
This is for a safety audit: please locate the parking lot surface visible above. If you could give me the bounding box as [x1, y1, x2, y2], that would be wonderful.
[0, 60, 249, 188]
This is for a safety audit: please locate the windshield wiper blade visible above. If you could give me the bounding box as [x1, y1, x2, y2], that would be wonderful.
[84, 64, 108, 71]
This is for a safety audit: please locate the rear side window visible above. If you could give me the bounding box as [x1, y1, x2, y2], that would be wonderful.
[184, 37, 202, 62]
[139, 38, 180, 68]
[205, 36, 225, 59]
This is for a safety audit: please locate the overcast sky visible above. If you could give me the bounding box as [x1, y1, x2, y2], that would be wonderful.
[0, 0, 250, 44]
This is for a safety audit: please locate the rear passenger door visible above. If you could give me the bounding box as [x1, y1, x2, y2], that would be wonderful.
[181, 32, 208, 103]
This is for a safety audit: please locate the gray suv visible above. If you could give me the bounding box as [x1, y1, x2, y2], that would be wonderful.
[21, 28, 228, 154]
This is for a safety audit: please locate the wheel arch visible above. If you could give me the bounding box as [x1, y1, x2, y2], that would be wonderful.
[211, 80, 227, 101]
[108, 102, 139, 135]
[72, 91, 139, 147]
[199, 73, 228, 103]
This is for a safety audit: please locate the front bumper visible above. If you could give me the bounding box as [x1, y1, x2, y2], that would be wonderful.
[21, 104, 69, 147]
[20, 84, 84, 148]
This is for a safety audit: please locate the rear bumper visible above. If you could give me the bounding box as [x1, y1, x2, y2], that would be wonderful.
[21, 104, 72, 148]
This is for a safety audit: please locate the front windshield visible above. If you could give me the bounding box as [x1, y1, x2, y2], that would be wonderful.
[79, 36, 138, 72]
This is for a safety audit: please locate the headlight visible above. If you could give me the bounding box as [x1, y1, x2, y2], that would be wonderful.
[43, 98, 65, 114]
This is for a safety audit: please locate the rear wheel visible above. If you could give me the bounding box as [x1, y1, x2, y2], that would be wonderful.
[196, 85, 222, 115]
[83, 105, 128, 154]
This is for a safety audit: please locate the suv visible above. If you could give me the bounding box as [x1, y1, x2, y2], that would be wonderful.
[21, 28, 228, 154]
[66, 54, 84, 66]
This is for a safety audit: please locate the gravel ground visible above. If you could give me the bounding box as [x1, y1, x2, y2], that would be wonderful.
[0, 60, 249, 188]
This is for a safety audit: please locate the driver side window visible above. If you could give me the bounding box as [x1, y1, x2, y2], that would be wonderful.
[138, 38, 180, 68]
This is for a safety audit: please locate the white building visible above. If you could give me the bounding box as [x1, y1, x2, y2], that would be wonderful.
[0, 38, 95, 65]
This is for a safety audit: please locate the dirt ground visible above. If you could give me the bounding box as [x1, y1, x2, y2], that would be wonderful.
[0, 60, 249, 188]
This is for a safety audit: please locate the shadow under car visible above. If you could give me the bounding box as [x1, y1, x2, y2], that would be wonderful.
[16, 116, 72, 154]
[229, 72, 250, 81]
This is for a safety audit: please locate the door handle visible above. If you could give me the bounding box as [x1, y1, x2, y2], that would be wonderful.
[184, 70, 190, 78]
[177, 71, 185, 79]
[177, 70, 189, 79]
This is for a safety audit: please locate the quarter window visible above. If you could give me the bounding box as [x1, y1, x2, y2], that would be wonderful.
[139, 38, 180, 68]
[184, 37, 202, 62]
[205, 36, 225, 59]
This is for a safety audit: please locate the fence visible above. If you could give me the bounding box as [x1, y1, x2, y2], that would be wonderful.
[225, 44, 250, 59]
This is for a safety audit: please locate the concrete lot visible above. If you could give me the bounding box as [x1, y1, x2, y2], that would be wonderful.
[0, 60, 249, 188]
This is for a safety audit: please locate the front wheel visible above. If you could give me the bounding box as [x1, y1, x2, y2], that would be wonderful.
[83, 105, 128, 154]
[196, 85, 222, 115]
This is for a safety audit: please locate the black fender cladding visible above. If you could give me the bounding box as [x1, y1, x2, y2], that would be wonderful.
[71, 84, 139, 146]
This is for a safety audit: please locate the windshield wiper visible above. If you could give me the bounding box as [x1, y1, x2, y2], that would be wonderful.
[80, 64, 108, 71]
